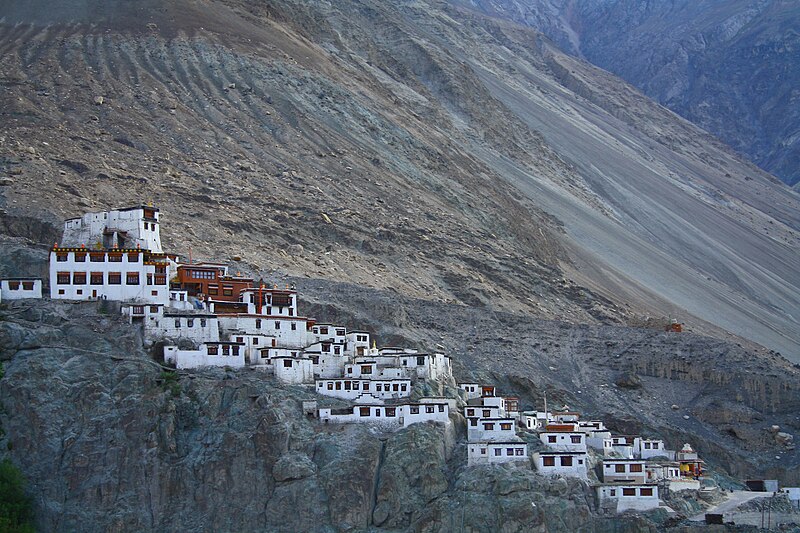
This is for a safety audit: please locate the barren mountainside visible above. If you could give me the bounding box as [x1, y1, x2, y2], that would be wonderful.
[462, 0, 800, 188]
[0, 0, 799, 358]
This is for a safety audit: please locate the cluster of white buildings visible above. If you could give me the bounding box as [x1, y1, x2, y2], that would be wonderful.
[3, 205, 716, 516]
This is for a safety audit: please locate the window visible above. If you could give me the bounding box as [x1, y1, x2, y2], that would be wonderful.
[640, 488, 653, 496]
[376, 384, 382, 392]
[126, 272, 139, 285]
[470, 419, 477, 426]
[466, 409, 474, 417]
[630, 464, 643, 472]
[174, 319, 181, 328]
[385, 407, 396, 417]
[361, 365, 372, 375]
[200, 319, 207, 327]
[362, 383, 369, 391]
[90, 272, 103, 285]
[548, 435, 557, 443]
[321, 343, 331, 353]
[255, 319, 261, 329]
[56, 253, 68, 262]
[353, 382, 359, 390]
[207, 345, 218, 355]
[58, 289, 65, 295]
[283, 359, 292, 367]
[127, 253, 139, 263]
[507, 448, 514, 456]
[335, 382, 342, 390]
[515, 448, 524, 456]
[417, 356, 425, 366]
[644, 442, 651, 449]
[543, 456, 555, 467]
[560, 456, 573, 467]
[571, 435, 582, 444]
[500, 423, 512, 431]
[319, 326, 328, 335]
[483, 410, 491, 417]
[22, 281, 33, 290]
[108, 253, 122, 263]
[73, 272, 87, 284]
[150, 306, 159, 313]
[108, 272, 121, 284]
[91, 253, 106, 262]
[375, 409, 381, 417]
[426, 406, 434, 414]
[615, 464, 625, 473]
[7, 281, 19, 290]
[232, 346, 239, 356]
[74, 253, 86, 262]
[274, 321, 281, 330]
[208, 286, 218, 296]
[401, 384, 407, 391]
[187, 319, 194, 328]
[410, 406, 419, 414]
[484, 423, 494, 430]
[481, 448, 487, 455]
[334, 345, 341, 355]
[291, 323, 297, 331]
[609, 489, 616, 497]
[622, 488, 636, 496]
[222, 287, 233, 297]
[359, 407, 370, 417]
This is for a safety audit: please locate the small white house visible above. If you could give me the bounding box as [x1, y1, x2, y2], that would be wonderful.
[596, 484, 659, 513]
[164, 341, 245, 369]
[467, 418, 517, 442]
[634, 438, 671, 459]
[273, 356, 314, 384]
[1, 279, 43, 300]
[602, 459, 647, 484]
[467, 441, 529, 466]
[609, 436, 636, 458]
[540, 430, 587, 452]
[60, 205, 163, 252]
[533, 452, 588, 479]
[519, 411, 550, 431]
[344, 331, 371, 357]
[459, 383, 481, 400]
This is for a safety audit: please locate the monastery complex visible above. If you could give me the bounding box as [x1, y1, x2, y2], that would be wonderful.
[1, 205, 723, 515]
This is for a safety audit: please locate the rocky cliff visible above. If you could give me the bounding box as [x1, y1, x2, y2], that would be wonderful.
[463, 0, 800, 187]
[2, 296, 798, 532]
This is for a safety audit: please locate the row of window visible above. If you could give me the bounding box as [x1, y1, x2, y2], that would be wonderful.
[481, 422, 514, 431]
[607, 487, 654, 497]
[254, 319, 297, 331]
[189, 270, 217, 280]
[56, 271, 167, 286]
[547, 435, 584, 444]
[466, 408, 496, 418]
[608, 463, 644, 473]
[56, 252, 140, 263]
[207, 345, 240, 356]
[542, 455, 584, 467]
[318, 381, 409, 393]
[174, 318, 208, 328]
[5, 281, 35, 290]
[357, 404, 444, 417]
[477, 447, 526, 457]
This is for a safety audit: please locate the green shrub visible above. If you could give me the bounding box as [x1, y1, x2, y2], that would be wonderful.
[0, 459, 35, 533]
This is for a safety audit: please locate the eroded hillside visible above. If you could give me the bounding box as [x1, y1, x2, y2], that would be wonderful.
[0, 1, 798, 356]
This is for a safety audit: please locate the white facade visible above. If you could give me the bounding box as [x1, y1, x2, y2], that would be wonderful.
[273, 356, 314, 384]
[318, 401, 450, 428]
[230, 333, 275, 364]
[398, 353, 452, 381]
[148, 313, 220, 344]
[216, 314, 308, 348]
[1, 279, 42, 300]
[61, 205, 163, 252]
[165, 342, 245, 369]
[519, 411, 550, 431]
[596, 485, 660, 513]
[50, 248, 171, 304]
[609, 436, 636, 458]
[169, 290, 197, 311]
[465, 405, 505, 420]
[602, 460, 647, 484]
[315, 378, 412, 402]
[467, 441, 529, 466]
[534, 452, 588, 479]
[345, 331, 371, 357]
[540, 431, 587, 452]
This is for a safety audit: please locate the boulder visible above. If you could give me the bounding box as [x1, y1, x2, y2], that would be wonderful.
[272, 452, 316, 482]
[615, 371, 642, 389]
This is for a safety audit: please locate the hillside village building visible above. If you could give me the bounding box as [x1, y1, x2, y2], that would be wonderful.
[21, 205, 721, 515]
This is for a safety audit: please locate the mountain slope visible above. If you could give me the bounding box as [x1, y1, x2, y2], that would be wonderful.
[461, 0, 800, 187]
[0, 0, 798, 358]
